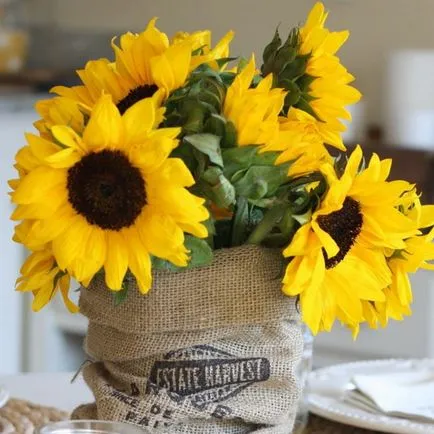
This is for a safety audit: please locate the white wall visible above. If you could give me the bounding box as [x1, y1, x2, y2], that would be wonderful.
[25, 0, 434, 127]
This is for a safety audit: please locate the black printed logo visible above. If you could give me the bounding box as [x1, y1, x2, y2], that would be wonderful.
[146, 345, 270, 408]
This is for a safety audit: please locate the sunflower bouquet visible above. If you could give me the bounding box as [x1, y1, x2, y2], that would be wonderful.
[10, 3, 434, 337]
[9, 2, 434, 430]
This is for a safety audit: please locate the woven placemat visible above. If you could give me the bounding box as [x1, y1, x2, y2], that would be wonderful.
[305, 414, 384, 433]
[0, 398, 68, 434]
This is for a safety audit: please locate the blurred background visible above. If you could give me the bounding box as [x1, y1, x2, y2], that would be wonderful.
[2, 0, 434, 374]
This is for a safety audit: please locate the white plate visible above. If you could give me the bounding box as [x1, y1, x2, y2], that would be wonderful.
[0, 386, 9, 408]
[308, 359, 434, 434]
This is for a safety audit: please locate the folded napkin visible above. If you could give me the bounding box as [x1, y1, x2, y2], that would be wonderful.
[344, 369, 434, 422]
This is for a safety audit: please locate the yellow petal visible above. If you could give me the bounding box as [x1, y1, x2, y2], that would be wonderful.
[51, 125, 87, 154]
[83, 94, 123, 151]
[138, 209, 188, 266]
[123, 97, 158, 144]
[45, 147, 81, 169]
[104, 231, 129, 290]
[151, 42, 192, 96]
[312, 219, 339, 258]
[124, 226, 152, 294]
[25, 133, 59, 160]
[148, 158, 195, 186]
[283, 223, 313, 257]
[32, 283, 56, 312]
[52, 216, 92, 270]
[59, 275, 79, 313]
[12, 167, 66, 205]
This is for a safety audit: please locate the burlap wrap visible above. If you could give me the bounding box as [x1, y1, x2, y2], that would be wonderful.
[72, 245, 303, 433]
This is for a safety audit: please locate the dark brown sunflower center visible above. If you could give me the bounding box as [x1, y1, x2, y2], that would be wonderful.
[116, 84, 158, 114]
[67, 150, 146, 230]
[317, 197, 363, 269]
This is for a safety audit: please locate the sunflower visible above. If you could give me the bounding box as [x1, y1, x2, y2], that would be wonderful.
[11, 95, 209, 294]
[261, 2, 361, 177]
[16, 248, 78, 313]
[282, 146, 420, 334]
[53, 19, 233, 115]
[299, 2, 361, 135]
[223, 56, 286, 148]
[262, 108, 340, 177]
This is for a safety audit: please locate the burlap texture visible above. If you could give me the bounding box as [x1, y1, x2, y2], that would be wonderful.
[73, 245, 303, 433]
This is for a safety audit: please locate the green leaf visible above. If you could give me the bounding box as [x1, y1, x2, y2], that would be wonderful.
[262, 28, 282, 74]
[203, 216, 216, 235]
[281, 56, 308, 80]
[199, 89, 223, 112]
[202, 166, 222, 184]
[232, 165, 290, 200]
[295, 97, 321, 121]
[184, 134, 223, 167]
[282, 80, 302, 107]
[152, 236, 214, 271]
[210, 176, 236, 208]
[222, 146, 257, 178]
[171, 141, 198, 173]
[296, 74, 316, 93]
[220, 72, 237, 87]
[231, 196, 249, 246]
[251, 150, 279, 166]
[113, 284, 129, 306]
[204, 114, 227, 137]
[200, 167, 236, 208]
[152, 257, 181, 272]
[192, 148, 207, 178]
[293, 209, 312, 226]
[215, 57, 238, 69]
[184, 235, 213, 268]
[182, 105, 206, 135]
[222, 121, 237, 148]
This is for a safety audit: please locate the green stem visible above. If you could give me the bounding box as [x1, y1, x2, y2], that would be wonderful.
[247, 206, 285, 245]
[231, 196, 248, 247]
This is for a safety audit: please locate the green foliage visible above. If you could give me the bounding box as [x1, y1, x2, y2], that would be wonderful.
[113, 274, 136, 306]
[199, 167, 236, 209]
[260, 27, 320, 118]
[113, 285, 129, 306]
[184, 134, 223, 167]
[158, 58, 330, 270]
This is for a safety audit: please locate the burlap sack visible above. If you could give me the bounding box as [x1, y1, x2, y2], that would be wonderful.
[72, 245, 303, 433]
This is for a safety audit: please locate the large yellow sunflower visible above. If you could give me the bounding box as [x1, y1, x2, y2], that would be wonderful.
[263, 2, 361, 179]
[11, 95, 209, 294]
[299, 2, 361, 135]
[16, 248, 78, 312]
[282, 146, 419, 334]
[223, 56, 286, 148]
[52, 19, 233, 114]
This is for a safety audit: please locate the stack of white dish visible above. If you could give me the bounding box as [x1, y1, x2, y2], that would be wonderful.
[308, 359, 434, 434]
